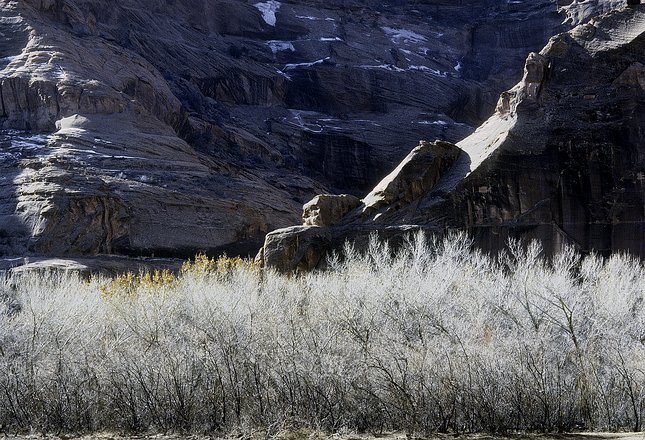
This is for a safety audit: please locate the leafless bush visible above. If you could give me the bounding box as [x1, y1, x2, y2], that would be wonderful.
[1, 233, 644, 434]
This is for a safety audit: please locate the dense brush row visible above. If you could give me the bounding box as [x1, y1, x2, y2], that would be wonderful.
[1, 234, 644, 435]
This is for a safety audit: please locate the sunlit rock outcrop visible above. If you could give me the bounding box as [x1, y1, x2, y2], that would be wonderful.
[261, 4, 645, 271]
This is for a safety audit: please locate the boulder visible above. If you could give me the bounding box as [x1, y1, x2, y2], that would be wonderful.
[258, 226, 332, 273]
[302, 194, 361, 227]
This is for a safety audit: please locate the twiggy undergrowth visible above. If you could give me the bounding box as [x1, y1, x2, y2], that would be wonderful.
[1, 234, 644, 435]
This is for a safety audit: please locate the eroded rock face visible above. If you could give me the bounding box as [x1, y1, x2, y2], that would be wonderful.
[0, 0, 626, 261]
[436, 7, 645, 257]
[303, 194, 361, 227]
[361, 140, 462, 215]
[258, 225, 332, 272]
[1, 255, 183, 277]
[559, 0, 628, 25]
[261, 5, 645, 271]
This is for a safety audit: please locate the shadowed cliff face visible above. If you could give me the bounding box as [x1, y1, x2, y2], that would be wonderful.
[410, 7, 645, 257]
[0, 0, 622, 259]
[260, 5, 645, 271]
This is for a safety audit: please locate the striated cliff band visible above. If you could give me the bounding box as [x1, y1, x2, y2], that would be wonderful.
[0, 0, 639, 266]
[260, 4, 645, 272]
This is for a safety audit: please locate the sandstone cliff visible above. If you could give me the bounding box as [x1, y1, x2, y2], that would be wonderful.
[0, 0, 613, 262]
[261, 4, 645, 271]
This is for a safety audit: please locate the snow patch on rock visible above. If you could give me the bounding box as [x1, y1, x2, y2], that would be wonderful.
[284, 57, 330, 70]
[381, 27, 427, 44]
[267, 40, 295, 54]
[359, 64, 448, 77]
[296, 15, 335, 21]
[417, 120, 448, 126]
[255, 1, 281, 27]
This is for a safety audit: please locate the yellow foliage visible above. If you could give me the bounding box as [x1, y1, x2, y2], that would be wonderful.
[181, 253, 260, 278]
[100, 269, 177, 298]
[99, 253, 260, 298]
[180, 253, 217, 275]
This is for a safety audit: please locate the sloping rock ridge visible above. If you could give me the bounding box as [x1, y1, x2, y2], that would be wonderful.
[261, 4, 645, 271]
[0, 0, 620, 261]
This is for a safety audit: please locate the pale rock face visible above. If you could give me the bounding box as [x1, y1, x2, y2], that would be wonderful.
[361, 141, 462, 216]
[302, 194, 361, 227]
[559, 0, 628, 25]
[2, 255, 182, 276]
[257, 225, 332, 272]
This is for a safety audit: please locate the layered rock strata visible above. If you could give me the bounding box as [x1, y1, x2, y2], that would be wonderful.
[0, 0, 614, 261]
[261, 5, 645, 271]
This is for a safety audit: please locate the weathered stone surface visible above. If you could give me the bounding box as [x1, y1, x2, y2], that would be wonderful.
[259, 225, 332, 272]
[559, 0, 628, 25]
[0, 0, 630, 263]
[429, 6, 645, 257]
[361, 140, 462, 215]
[303, 194, 361, 227]
[1, 255, 183, 277]
[261, 5, 645, 271]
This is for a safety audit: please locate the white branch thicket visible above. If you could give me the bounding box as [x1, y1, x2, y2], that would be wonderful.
[0, 233, 644, 434]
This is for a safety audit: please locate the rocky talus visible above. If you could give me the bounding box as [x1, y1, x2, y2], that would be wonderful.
[260, 4, 645, 271]
[0, 0, 619, 264]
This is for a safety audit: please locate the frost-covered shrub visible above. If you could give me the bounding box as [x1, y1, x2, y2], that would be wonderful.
[0, 233, 644, 434]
